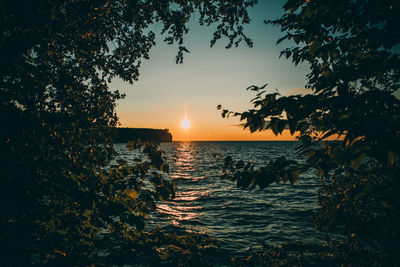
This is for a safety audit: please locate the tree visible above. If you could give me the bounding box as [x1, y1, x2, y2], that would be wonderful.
[221, 0, 400, 264]
[0, 0, 256, 265]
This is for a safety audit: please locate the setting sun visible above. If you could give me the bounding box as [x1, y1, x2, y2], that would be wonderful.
[181, 116, 191, 130]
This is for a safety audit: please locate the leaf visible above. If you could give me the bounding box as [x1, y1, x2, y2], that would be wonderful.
[288, 119, 297, 135]
[388, 151, 395, 166]
[270, 118, 280, 135]
[350, 153, 366, 169]
[320, 130, 336, 140]
[289, 170, 301, 184]
[236, 160, 244, 169]
[116, 159, 127, 165]
[83, 209, 91, 218]
[321, 70, 331, 77]
[127, 189, 138, 200]
[277, 119, 287, 134]
[308, 40, 319, 55]
[224, 156, 233, 168]
[317, 168, 324, 177]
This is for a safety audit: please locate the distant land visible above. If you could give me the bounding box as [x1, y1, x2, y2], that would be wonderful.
[114, 127, 172, 143]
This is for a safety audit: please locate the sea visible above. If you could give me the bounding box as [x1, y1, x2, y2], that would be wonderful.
[115, 141, 325, 257]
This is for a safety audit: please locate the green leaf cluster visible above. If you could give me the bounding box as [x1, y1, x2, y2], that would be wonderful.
[0, 0, 256, 265]
[222, 155, 306, 189]
[220, 0, 400, 264]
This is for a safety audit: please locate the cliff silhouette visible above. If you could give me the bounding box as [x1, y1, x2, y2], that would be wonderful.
[114, 128, 172, 143]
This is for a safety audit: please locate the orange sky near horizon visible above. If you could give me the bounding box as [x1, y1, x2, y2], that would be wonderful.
[119, 111, 299, 141]
[114, 1, 312, 141]
[173, 128, 298, 141]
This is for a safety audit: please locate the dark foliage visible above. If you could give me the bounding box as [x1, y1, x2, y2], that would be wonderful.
[1, 0, 255, 265]
[221, 0, 400, 265]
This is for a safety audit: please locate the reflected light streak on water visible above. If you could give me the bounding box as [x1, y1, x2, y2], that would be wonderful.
[115, 141, 326, 254]
[156, 142, 213, 229]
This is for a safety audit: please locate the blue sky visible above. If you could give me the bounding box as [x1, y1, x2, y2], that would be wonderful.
[111, 1, 310, 140]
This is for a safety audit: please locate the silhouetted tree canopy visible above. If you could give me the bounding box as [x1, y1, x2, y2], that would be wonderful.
[221, 0, 400, 264]
[0, 0, 255, 265]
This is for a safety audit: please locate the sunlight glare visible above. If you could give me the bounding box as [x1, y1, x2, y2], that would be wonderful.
[181, 116, 191, 130]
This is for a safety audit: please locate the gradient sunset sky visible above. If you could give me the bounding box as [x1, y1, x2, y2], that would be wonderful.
[111, 1, 310, 141]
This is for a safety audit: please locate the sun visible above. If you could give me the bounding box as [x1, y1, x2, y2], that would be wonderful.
[181, 116, 190, 130]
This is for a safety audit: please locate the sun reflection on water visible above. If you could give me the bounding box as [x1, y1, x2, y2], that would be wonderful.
[155, 142, 213, 228]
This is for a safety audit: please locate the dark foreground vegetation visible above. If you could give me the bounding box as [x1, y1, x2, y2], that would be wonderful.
[220, 0, 400, 265]
[1, 0, 399, 266]
[1, 0, 254, 265]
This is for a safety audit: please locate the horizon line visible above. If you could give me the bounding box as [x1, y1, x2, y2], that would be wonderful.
[171, 140, 299, 142]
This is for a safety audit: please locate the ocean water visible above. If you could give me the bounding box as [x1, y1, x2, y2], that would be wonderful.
[115, 141, 324, 255]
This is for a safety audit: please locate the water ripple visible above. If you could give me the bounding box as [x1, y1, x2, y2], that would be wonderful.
[116, 141, 325, 254]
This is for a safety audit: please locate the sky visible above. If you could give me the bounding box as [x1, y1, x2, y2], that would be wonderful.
[111, 1, 311, 141]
